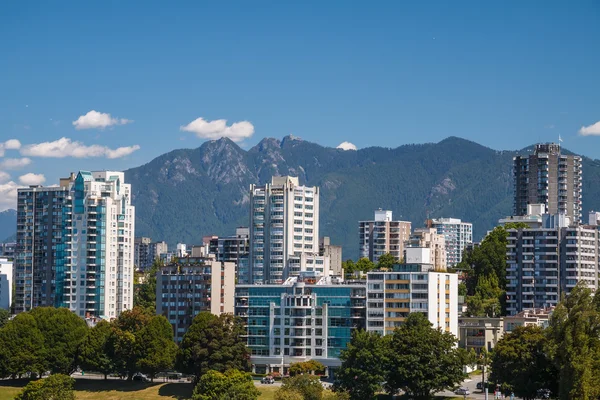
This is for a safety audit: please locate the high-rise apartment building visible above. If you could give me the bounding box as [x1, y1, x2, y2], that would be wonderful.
[427, 218, 473, 267]
[149, 241, 168, 263]
[366, 248, 458, 337]
[406, 228, 447, 271]
[156, 257, 235, 342]
[0, 257, 12, 310]
[513, 143, 582, 224]
[249, 176, 320, 284]
[15, 185, 70, 313]
[359, 210, 411, 263]
[506, 218, 599, 315]
[15, 171, 135, 318]
[214, 227, 250, 284]
[134, 237, 152, 270]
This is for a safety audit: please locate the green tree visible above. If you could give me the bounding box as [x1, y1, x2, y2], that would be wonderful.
[342, 260, 356, 278]
[79, 320, 114, 379]
[137, 315, 178, 381]
[466, 274, 503, 317]
[14, 373, 75, 400]
[355, 258, 375, 273]
[108, 306, 151, 380]
[289, 360, 326, 376]
[281, 374, 324, 400]
[134, 260, 162, 314]
[177, 312, 250, 382]
[0, 308, 9, 329]
[546, 283, 600, 400]
[491, 326, 557, 400]
[386, 313, 465, 399]
[30, 307, 88, 375]
[376, 253, 396, 271]
[334, 330, 390, 400]
[0, 313, 46, 378]
[274, 388, 304, 400]
[192, 369, 260, 400]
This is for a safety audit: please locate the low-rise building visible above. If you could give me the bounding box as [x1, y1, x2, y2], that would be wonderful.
[156, 257, 235, 342]
[366, 249, 458, 337]
[458, 317, 504, 354]
[235, 273, 365, 376]
[504, 308, 553, 333]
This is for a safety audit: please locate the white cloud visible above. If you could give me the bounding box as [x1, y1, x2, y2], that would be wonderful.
[0, 181, 18, 211]
[579, 121, 600, 136]
[21, 137, 140, 159]
[0, 158, 32, 169]
[0, 139, 22, 156]
[180, 117, 254, 142]
[4, 139, 21, 150]
[0, 171, 10, 183]
[19, 173, 46, 186]
[336, 141, 357, 151]
[72, 110, 133, 130]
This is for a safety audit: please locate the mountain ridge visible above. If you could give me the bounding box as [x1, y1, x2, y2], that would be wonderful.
[124, 135, 600, 260]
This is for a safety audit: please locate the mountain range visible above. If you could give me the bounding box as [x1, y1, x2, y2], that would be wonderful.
[4, 137, 600, 259]
[123, 136, 600, 260]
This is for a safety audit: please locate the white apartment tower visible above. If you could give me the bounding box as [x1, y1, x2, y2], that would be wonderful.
[428, 218, 473, 267]
[249, 176, 320, 284]
[67, 171, 135, 318]
[359, 210, 412, 263]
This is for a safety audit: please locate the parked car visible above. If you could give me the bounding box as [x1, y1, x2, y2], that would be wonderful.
[454, 388, 470, 395]
[133, 373, 150, 382]
[476, 381, 489, 390]
[261, 377, 275, 384]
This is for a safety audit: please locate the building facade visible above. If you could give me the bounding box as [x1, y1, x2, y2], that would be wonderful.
[406, 228, 447, 271]
[214, 227, 250, 284]
[359, 210, 411, 263]
[366, 260, 458, 337]
[319, 237, 342, 277]
[513, 143, 582, 224]
[156, 257, 235, 342]
[249, 176, 320, 284]
[458, 317, 504, 354]
[0, 257, 12, 310]
[15, 171, 135, 318]
[506, 222, 598, 315]
[235, 274, 365, 375]
[428, 218, 473, 267]
[15, 184, 70, 313]
[134, 237, 152, 270]
[0, 242, 16, 259]
[149, 241, 168, 264]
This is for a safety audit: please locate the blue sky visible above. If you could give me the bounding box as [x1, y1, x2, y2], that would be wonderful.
[0, 1, 599, 209]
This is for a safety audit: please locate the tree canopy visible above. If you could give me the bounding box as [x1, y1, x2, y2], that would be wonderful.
[334, 330, 390, 400]
[376, 253, 396, 271]
[491, 326, 558, 400]
[386, 313, 465, 398]
[0, 313, 45, 378]
[14, 373, 75, 400]
[192, 369, 260, 400]
[29, 307, 88, 375]
[136, 315, 178, 381]
[133, 259, 162, 314]
[177, 312, 250, 382]
[78, 320, 115, 379]
[546, 283, 600, 400]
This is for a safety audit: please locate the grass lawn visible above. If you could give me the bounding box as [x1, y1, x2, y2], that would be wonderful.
[0, 379, 283, 400]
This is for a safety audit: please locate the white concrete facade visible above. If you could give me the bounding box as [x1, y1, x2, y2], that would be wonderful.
[366, 267, 458, 338]
[0, 258, 12, 310]
[249, 176, 320, 284]
[66, 171, 135, 318]
[429, 218, 473, 267]
[359, 210, 412, 263]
